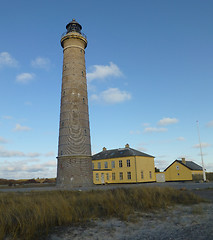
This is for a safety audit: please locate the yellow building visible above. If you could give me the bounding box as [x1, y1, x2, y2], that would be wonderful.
[92, 144, 155, 184]
[164, 158, 203, 181]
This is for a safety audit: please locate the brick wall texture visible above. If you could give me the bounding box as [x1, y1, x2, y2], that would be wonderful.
[57, 31, 93, 187]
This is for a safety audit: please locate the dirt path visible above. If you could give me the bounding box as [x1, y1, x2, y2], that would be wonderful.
[47, 202, 213, 240]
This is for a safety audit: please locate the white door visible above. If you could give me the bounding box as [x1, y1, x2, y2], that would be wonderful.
[101, 173, 105, 184]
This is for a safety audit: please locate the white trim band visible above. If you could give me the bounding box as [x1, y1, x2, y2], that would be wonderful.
[63, 45, 85, 52]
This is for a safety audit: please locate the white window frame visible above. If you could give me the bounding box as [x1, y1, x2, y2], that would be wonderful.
[111, 160, 115, 168]
[127, 171, 131, 180]
[119, 160, 123, 168]
[96, 173, 99, 181]
[127, 159, 130, 167]
[106, 173, 109, 181]
[112, 173, 115, 180]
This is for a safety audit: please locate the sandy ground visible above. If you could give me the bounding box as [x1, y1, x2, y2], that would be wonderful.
[46, 189, 213, 240]
[46, 203, 213, 240]
[2, 183, 212, 240]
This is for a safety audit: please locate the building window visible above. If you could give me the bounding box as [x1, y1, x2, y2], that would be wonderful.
[84, 129, 87, 135]
[82, 71, 84, 76]
[96, 173, 99, 181]
[92, 163, 94, 169]
[83, 98, 85, 104]
[149, 171, 152, 179]
[111, 161, 115, 168]
[104, 161, 108, 169]
[127, 159, 130, 167]
[176, 165, 179, 170]
[119, 160, 123, 168]
[112, 173, 115, 180]
[98, 162, 101, 169]
[106, 173, 109, 181]
[119, 172, 123, 180]
[141, 171, 144, 179]
[127, 172, 131, 180]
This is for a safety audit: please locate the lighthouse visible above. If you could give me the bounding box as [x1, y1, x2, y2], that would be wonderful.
[57, 19, 93, 187]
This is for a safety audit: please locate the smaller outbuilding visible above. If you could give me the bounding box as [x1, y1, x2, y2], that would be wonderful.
[164, 158, 203, 181]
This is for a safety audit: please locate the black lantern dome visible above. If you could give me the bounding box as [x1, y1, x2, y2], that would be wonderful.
[66, 19, 82, 34]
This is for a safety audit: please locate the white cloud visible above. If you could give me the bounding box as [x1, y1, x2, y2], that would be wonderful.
[0, 52, 18, 68]
[0, 158, 57, 179]
[91, 88, 131, 104]
[206, 120, 213, 127]
[197, 152, 208, 156]
[158, 117, 179, 126]
[142, 123, 150, 127]
[87, 62, 123, 82]
[136, 143, 148, 152]
[0, 136, 8, 144]
[177, 137, 185, 141]
[144, 127, 168, 133]
[193, 142, 211, 148]
[44, 152, 55, 157]
[31, 57, 51, 70]
[0, 146, 39, 158]
[129, 130, 141, 135]
[2, 115, 12, 120]
[13, 123, 31, 132]
[16, 73, 35, 84]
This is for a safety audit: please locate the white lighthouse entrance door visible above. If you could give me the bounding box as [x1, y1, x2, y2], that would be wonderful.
[101, 173, 105, 184]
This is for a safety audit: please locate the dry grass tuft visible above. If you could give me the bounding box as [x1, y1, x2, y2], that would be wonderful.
[0, 186, 204, 240]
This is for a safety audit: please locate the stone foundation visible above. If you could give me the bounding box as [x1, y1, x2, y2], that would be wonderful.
[57, 155, 93, 188]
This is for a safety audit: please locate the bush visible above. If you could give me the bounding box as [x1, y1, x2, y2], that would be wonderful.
[206, 172, 213, 181]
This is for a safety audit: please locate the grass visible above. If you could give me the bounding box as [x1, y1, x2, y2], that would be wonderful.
[0, 186, 204, 240]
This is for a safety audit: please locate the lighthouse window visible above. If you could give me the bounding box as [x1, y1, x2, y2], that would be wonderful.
[83, 98, 85, 103]
[63, 91, 65, 96]
[84, 129, 87, 135]
[82, 71, 84, 76]
[61, 151, 63, 155]
[61, 122, 64, 126]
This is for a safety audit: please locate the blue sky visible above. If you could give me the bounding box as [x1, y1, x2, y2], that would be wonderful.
[0, 0, 212, 179]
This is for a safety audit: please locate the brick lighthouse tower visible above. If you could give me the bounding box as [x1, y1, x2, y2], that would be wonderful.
[57, 19, 93, 187]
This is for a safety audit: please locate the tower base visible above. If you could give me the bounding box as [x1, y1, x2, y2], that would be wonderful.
[56, 156, 93, 188]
